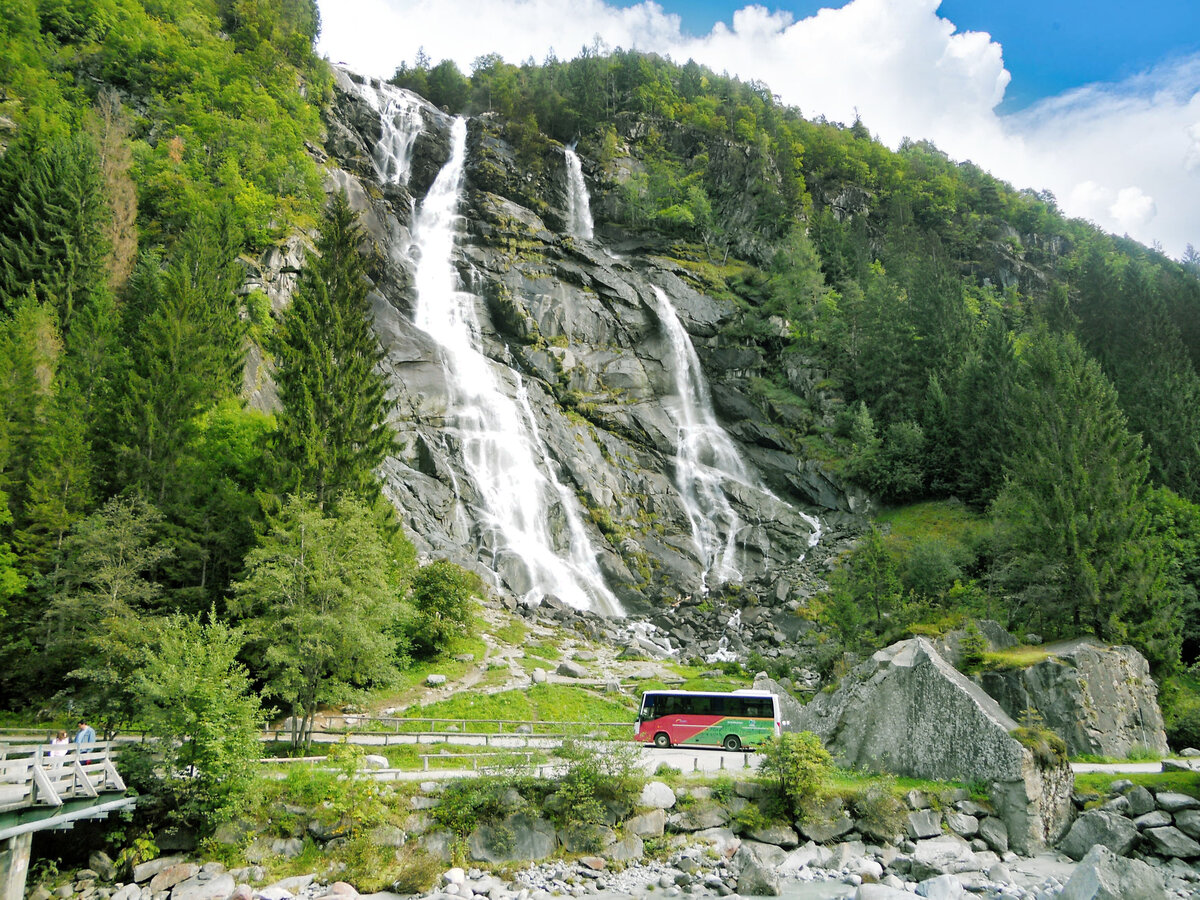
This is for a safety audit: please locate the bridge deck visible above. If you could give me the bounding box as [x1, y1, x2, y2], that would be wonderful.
[0, 742, 130, 840]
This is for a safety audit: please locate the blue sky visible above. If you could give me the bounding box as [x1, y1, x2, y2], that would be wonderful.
[318, 0, 1200, 256]
[628, 0, 1200, 108]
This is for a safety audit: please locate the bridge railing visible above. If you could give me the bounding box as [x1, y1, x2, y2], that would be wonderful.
[0, 742, 126, 814]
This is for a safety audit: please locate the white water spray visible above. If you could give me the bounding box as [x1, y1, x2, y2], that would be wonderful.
[651, 286, 752, 588]
[358, 80, 425, 186]
[409, 117, 622, 616]
[564, 144, 594, 241]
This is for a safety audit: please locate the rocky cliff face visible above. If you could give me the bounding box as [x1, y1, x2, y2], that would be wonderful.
[794, 638, 1074, 853]
[320, 68, 860, 624]
[979, 639, 1169, 759]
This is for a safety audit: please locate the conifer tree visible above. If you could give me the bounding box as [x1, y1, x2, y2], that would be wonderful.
[271, 190, 395, 507]
[990, 328, 1163, 644]
[0, 128, 109, 332]
[114, 218, 245, 504]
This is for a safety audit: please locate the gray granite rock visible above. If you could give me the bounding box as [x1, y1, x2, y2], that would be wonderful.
[1058, 809, 1139, 861]
[1143, 825, 1200, 858]
[1058, 844, 1168, 900]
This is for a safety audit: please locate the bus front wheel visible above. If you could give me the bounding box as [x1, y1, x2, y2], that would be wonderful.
[653, 732, 671, 749]
[722, 735, 741, 751]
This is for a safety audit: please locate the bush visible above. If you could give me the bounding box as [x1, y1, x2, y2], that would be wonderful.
[758, 731, 833, 816]
[408, 560, 482, 658]
[845, 778, 906, 842]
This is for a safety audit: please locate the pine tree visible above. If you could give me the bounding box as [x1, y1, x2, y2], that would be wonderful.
[271, 190, 395, 507]
[990, 328, 1162, 643]
[114, 218, 245, 504]
[0, 128, 109, 332]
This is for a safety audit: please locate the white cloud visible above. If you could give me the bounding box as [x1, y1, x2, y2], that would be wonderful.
[316, 0, 1200, 257]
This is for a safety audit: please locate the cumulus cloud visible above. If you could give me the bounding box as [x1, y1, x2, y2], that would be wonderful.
[316, 0, 1200, 257]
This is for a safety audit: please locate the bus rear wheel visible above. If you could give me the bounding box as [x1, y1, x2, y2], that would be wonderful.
[722, 735, 741, 751]
[653, 732, 671, 749]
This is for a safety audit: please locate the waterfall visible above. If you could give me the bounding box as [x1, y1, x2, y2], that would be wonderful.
[357, 79, 424, 186]
[651, 286, 750, 588]
[564, 144, 594, 241]
[650, 286, 824, 579]
[409, 117, 623, 617]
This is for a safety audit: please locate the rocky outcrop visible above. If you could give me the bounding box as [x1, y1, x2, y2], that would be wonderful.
[313, 72, 847, 621]
[794, 638, 1073, 853]
[978, 638, 1168, 758]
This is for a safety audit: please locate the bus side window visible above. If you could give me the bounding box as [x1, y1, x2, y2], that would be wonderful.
[641, 696, 656, 718]
[710, 695, 727, 717]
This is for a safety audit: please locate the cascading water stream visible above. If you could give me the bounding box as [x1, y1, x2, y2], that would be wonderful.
[357, 79, 425, 186]
[564, 144, 594, 241]
[408, 117, 623, 617]
[650, 286, 750, 589]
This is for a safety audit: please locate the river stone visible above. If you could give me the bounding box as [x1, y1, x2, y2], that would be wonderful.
[854, 886, 910, 900]
[556, 660, 587, 678]
[132, 859, 186, 884]
[1058, 844, 1168, 900]
[1175, 808, 1200, 839]
[170, 874, 235, 900]
[910, 835, 979, 880]
[606, 834, 644, 862]
[798, 807, 854, 844]
[743, 822, 799, 848]
[794, 637, 1072, 853]
[978, 816, 1008, 854]
[1124, 786, 1156, 816]
[907, 809, 943, 840]
[1143, 825, 1200, 858]
[733, 842, 784, 896]
[626, 808, 665, 837]
[1058, 809, 1139, 861]
[1155, 791, 1200, 812]
[88, 853, 117, 883]
[640, 781, 676, 809]
[667, 800, 730, 831]
[1134, 810, 1172, 830]
[149, 864, 199, 894]
[945, 812, 978, 838]
[915, 874, 964, 899]
[468, 814, 556, 863]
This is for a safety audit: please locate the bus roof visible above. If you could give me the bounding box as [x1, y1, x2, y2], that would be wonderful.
[639, 689, 776, 698]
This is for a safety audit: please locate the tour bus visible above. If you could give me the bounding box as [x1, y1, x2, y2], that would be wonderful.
[635, 689, 782, 751]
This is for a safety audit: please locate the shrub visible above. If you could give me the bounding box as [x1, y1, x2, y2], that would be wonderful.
[846, 778, 906, 842]
[758, 731, 833, 816]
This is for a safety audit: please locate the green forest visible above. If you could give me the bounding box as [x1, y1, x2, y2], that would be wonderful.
[4, 0, 1200, 825]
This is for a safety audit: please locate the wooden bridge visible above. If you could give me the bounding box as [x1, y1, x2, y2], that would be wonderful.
[0, 742, 132, 900]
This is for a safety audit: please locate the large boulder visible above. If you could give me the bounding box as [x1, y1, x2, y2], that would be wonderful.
[732, 841, 785, 896]
[978, 639, 1168, 758]
[467, 814, 556, 863]
[1058, 844, 1168, 900]
[795, 638, 1073, 853]
[1057, 809, 1138, 861]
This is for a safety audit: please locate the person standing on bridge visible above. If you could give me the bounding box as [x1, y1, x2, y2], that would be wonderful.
[75, 719, 96, 746]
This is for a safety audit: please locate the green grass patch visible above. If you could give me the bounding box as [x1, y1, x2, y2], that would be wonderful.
[1075, 771, 1200, 799]
[524, 641, 562, 663]
[974, 645, 1053, 672]
[877, 500, 990, 556]
[398, 684, 635, 731]
[492, 622, 528, 645]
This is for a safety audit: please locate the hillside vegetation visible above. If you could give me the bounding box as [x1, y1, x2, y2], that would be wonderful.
[3, 1, 1200, 832]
